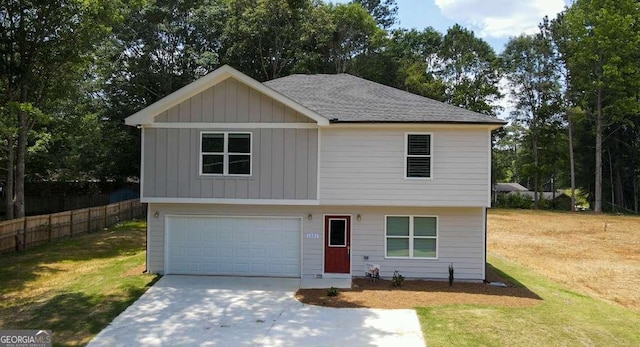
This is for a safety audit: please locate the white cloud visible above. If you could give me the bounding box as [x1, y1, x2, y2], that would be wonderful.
[435, 0, 566, 38]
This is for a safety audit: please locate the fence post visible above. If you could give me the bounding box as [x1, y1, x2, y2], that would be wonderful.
[48, 214, 52, 242]
[129, 200, 133, 220]
[69, 210, 74, 237]
[87, 208, 91, 232]
[22, 217, 27, 251]
[103, 205, 107, 229]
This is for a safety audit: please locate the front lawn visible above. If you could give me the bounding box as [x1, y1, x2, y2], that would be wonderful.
[0, 221, 157, 346]
[418, 255, 640, 346]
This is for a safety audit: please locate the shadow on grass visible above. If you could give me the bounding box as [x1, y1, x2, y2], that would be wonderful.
[0, 222, 147, 295]
[4, 277, 159, 347]
[297, 262, 542, 308]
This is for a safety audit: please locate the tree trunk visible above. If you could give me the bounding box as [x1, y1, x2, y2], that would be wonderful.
[5, 138, 15, 220]
[594, 87, 603, 213]
[567, 108, 576, 212]
[15, 112, 27, 218]
[533, 124, 539, 209]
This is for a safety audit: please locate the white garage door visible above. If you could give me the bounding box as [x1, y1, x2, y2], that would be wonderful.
[166, 216, 301, 277]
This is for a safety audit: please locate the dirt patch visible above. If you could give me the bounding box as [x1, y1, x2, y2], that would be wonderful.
[296, 266, 541, 309]
[122, 264, 146, 277]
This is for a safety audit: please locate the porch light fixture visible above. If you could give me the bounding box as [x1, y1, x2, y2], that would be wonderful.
[357, 214, 362, 221]
[307, 213, 312, 221]
[154, 211, 160, 218]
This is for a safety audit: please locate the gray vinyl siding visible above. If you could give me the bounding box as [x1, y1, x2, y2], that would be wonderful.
[154, 78, 313, 123]
[319, 128, 491, 207]
[143, 128, 318, 199]
[146, 204, 485, 280]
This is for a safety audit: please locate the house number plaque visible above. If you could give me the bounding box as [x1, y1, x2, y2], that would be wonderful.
[305, 233, 320, 239]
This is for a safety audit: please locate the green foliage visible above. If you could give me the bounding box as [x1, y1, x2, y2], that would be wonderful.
[551, 0, 640, 212]
[353, 0, 398, 29]
[495, 193, 534, 209]
[432, 24, 503, 116]
[326, 286, 339, 297]
[392, 270, 404, 287]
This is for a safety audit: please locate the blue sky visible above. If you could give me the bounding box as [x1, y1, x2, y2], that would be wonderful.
[334, 0, 571, 52]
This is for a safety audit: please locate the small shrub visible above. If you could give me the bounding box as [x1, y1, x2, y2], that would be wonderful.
[326, 287, 338, 297]
[495, 192, 533, 209]
[448, 263, 454, 287]
[392, 271, 405, 287]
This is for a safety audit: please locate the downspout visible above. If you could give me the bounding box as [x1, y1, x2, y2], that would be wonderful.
[484, 207, 488, 282]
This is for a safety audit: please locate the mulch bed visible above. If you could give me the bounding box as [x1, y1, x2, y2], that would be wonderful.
[295, 266, 542, 309]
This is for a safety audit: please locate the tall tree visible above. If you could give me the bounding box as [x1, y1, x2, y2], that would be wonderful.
[502, 33, 563, 208]
[353, 0, 398, 29]
[554, 0, 640, 212]
[0, 0, 118, 217]
[327, 3, 381, 73]
[223, 0, 329, 80]
[99, 0, 226, 179]
[432, 24, 502, 116]
[387, 28, 446, 100]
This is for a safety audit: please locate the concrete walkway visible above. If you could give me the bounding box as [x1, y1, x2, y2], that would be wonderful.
[88, 275, 424, 347]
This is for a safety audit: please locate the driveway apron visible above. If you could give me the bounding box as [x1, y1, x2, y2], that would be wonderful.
[88, 275, 425, 347]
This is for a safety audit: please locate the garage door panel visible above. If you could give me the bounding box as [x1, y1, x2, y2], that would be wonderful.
[166, 216, 301, 277]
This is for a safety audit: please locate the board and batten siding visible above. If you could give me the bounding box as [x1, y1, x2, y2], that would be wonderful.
[319, 128, 491, 207]
[147, 204, 485, 280]
[143, 128, 318, 200]
[154, 77, 313, 123]
[141, 76, 319, 200]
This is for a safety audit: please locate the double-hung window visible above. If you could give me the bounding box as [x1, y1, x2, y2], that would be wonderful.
[200, 132, 251, 176]
[405, 133, 432, 178]
[385, 216, 437, 258]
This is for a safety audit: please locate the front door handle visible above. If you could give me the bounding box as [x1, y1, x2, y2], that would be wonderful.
[347, 245, 350, 255]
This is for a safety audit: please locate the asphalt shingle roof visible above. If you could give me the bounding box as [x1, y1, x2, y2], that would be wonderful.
[264, 74, 505, 124]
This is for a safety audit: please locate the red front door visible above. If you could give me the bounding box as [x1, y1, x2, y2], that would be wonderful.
[324, 216, 351, 273]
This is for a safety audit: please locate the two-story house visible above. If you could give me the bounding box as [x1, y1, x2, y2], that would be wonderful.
[125, 65, 505, 284]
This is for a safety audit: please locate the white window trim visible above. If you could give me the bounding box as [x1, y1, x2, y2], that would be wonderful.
[404, 132, 433, 180]
[199, 131, 252, 176]
[327, 217, 348, 247]
[384, 215, 438, 259]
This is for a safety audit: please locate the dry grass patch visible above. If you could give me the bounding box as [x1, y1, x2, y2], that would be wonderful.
[488, 209, 640, 311]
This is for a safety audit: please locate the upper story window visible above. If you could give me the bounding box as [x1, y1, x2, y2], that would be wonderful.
[200, 132, 252, 176]
[405, 133, 432, 179]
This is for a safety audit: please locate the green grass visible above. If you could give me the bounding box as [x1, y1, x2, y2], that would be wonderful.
[0, 220, 158, 346]
[417, 254, 640, 346]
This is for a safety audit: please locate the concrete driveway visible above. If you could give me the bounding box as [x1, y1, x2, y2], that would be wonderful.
[88, 275, 425, 347]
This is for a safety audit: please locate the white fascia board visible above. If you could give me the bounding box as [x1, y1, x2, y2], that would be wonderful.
[141, 197, 320, 206]
[125, 65, 329, 127]
[147, 122, 318, 129]
[319, 122, 504, 131]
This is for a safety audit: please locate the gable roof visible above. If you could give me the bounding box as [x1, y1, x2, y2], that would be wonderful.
[125, 65, 330, 126]
[494, 182, 529, 192]
[264, 74, 506, 125]
[125, 65, 506, 127]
